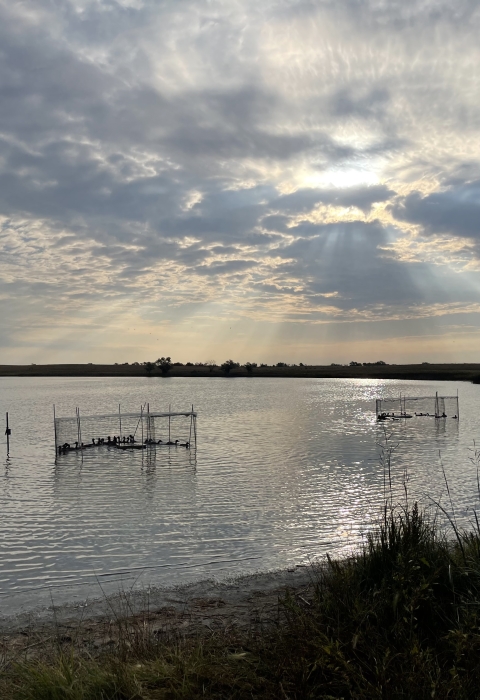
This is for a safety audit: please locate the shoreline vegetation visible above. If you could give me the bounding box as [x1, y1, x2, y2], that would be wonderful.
[1, 504, 480, 698]
[1, 362, 480, 382]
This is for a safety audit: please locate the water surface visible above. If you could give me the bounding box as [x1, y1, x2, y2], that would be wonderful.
[1, 377, 479, 614]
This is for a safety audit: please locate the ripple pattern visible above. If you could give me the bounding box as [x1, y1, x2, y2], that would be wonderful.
[1, 377, 479, 613]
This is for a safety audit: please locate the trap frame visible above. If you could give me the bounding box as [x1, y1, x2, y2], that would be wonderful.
[375, 392, 459, 419]
[54, 404, 197, 453]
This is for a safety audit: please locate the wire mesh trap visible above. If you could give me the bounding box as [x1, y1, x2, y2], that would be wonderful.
[375, 392, 459, 420]
[54, 404, 197, 455]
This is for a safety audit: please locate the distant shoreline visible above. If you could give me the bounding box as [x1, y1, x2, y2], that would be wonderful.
[1, 363, 480, 382]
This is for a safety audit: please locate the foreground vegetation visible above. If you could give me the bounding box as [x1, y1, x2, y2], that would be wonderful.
[2, 504, 480, 699]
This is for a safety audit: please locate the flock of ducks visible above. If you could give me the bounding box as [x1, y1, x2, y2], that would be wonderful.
[377, 412, 457, 421]
[58, 435, 190, 455]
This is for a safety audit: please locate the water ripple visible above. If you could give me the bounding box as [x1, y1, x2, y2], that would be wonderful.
[0, 376, 479, 613]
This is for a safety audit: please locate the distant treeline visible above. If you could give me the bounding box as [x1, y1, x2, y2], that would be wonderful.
[127, 358, 398, 372]
[1, 362, 480, 382]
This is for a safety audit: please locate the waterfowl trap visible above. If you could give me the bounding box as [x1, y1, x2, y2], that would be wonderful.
[54, 405, 197, 455]
[376, 392, 459, 420]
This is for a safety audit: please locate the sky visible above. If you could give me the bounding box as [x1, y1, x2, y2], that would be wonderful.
[1, 0, 480, 366]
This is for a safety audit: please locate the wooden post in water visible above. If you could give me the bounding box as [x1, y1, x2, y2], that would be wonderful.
[140, 405, 144, 445]
[77, 407, 84, 460]
[168, 404, 171, 443]
[76, 407, 80, 446]
[5, 412, 11, 456]
[192, 404, 197, 448]
[53, 404, 57, 456]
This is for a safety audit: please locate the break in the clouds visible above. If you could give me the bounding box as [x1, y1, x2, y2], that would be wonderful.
[1, 0, 480, 364]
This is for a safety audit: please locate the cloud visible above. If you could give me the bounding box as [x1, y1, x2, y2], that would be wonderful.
[269, 185, 395, 216]
[392, 181, 480, 240]
[1, 0, 480, 361]
[194, 259, 259, 276]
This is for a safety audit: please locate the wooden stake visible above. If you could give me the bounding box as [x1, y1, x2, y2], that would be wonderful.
[5, 412, 11, 456]
[53, 404, 57, 454]
[77, 407, 84, 460]
[74, 407, 78, 458]
[193, 405, 197, 448]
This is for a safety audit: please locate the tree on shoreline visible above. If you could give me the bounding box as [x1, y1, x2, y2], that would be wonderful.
[221, 359, 239, 374]
[156, 356, 172, 374]
[205, 360, 217, 373]
[244, 362, 257, 373]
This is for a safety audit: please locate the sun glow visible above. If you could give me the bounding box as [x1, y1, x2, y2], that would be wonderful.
[302, 167, 380, 190]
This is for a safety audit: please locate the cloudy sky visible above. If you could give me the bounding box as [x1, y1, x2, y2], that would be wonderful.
[1, 0, 480, 365]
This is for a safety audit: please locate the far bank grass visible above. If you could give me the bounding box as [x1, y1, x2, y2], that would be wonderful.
[2, 503, 480, 699]
[1, 362, 480, 382]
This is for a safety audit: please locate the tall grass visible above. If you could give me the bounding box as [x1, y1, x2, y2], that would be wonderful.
[274, 503, 480, 698]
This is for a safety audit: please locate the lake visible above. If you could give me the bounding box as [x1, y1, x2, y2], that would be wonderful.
[1, 376, 479, 616]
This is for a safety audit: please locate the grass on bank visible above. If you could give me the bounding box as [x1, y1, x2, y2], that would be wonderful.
[2, 503, 480, 699]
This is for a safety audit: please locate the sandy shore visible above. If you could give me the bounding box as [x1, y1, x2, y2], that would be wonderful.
[0, 566, 317, 662]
